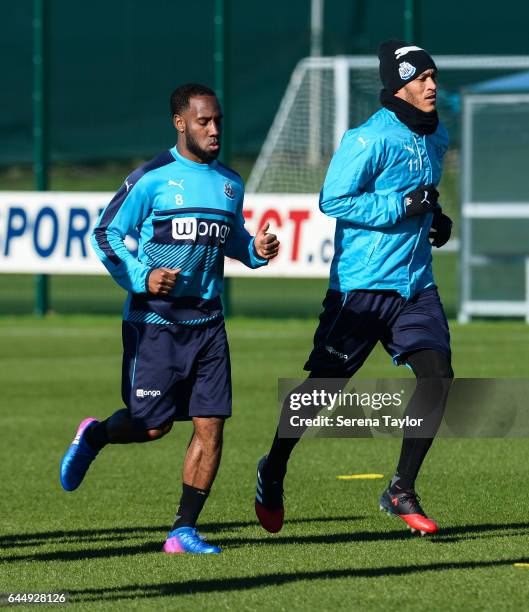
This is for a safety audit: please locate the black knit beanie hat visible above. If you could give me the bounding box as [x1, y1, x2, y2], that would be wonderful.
[378, 40, 437, 93]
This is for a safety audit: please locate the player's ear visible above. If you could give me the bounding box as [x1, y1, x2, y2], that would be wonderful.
[173, 114, 185, 133]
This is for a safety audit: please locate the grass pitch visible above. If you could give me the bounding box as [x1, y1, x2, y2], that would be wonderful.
[0, 251, 457, 319]
[1, 316, 529, 610]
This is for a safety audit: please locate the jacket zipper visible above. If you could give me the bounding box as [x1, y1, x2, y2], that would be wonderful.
[413, 135, 423, 171]
[422, 134, 433, 182]
[407, 136, 423, 294]
[407, 135, 432, 295]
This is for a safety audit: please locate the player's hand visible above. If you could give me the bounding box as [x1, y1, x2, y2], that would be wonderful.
[147, 267, 181, 296]
[254, 222, 280, 260]
[429, 210, 453, 248]
[404, 183, 439, 217]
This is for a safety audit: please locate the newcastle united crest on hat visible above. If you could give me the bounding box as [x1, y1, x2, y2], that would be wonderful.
[378, 39, 437, 93]
[398, 61, 416, 80]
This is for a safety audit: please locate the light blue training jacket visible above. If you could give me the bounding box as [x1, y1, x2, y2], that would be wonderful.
[91, 146, 266, 325]
[320, 107, 449, 299]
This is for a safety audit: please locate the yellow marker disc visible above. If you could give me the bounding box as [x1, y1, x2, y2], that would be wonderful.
[514, 563, 529, 568]
[336, 474, 384, 480]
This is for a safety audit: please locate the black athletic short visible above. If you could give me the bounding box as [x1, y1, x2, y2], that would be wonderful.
[305, 285, 451, 376]
[121, 317, 231, 429]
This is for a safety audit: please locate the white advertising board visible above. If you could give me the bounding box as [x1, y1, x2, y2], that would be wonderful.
[0, 192, 334, 278]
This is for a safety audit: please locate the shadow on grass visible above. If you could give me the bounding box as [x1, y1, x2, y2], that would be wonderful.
[69, 557, 528, 603]
[0, 514, 364, 548]
[2, 520, 529, 564]
[223, 520, 529, 549]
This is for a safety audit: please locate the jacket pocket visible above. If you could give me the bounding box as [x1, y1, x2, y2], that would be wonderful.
[362, 232, 386, 265]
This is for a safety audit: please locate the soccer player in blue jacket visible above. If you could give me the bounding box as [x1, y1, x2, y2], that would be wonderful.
[60, 83, 279, 554]
[255, 41, 453, 536]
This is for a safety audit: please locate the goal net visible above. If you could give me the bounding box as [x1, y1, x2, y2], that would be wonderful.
[460, 91, 529, 322]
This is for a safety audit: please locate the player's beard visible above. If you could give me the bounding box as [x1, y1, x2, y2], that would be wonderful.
[185, 131, 220, 163]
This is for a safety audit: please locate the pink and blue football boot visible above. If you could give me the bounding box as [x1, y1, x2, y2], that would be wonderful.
[163, 527, 221, 554]
[60, 418, 99, 491]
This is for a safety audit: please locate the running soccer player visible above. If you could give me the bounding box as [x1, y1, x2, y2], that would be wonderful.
[255, 41, 453, 535]
[60, 83, 279, 554]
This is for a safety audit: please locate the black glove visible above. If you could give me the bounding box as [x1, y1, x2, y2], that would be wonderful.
[429, 210, 453, 248]
[404, 184, 439, 217]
